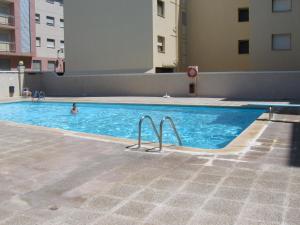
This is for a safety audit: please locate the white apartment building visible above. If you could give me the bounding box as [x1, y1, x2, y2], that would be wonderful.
[64, 0, 186, 74]
[32, 0, 64, 72]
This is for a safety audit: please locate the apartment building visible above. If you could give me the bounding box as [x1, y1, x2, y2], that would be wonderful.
[64, 0, 299, 73]
[32, 0, 64, 72]
[0, 0, 35, 71]
[64, 0, 186, 74]
[187, 0, 300, 71]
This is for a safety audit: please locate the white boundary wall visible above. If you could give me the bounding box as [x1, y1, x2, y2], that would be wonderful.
[0, 72, 21, 97]
[24, 71, 300, 100]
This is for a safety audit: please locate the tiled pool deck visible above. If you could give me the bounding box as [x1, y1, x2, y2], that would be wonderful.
[0, 97, 300, 225]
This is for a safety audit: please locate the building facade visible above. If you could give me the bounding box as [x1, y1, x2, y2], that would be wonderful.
[0, 0, 35, 71]
[187, 0, 300, 71]
[64, 0, 185, 74]
[64, 0, 299, 73]
[32, 0, 64, 72]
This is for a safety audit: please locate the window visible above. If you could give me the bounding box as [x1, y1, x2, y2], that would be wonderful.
[36, 37, 41, 47]
[47, 0, 54, 4]
[157, 0, 165, 17]
[32, 60, 42, 72]
[272, 0, 292, 12]
[182, 11, 187, 26]
[157, 36, 165, 53]
[239, 40, 249, 54]
[238, 8, 249, 22]
[46, 16, 55, 26]
[60, 19, 64, 28]
[272, 34, 291, 50]
[35, 14, 40, 23]
[60, 40, 64, 49]
[47, 39, 55, 48]
[47, 61, 56, 71]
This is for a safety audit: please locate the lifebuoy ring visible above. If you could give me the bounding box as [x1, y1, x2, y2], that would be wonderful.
[187, 67, 198, 78]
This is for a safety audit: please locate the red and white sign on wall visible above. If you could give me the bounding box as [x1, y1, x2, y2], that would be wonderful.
[187, 66, 199, 78]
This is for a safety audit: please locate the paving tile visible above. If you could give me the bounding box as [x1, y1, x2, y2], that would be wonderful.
[163, 168, 195, 181]
[0, 216, 41, 225]
[188, 211, 236, 225]
[202, 198, 243, 217]
[134, 188, 171, 204]
[93, 215, 140, 225]
[192, 173, 223, 185]
[145, 207, 193, 225]
[285, 208, 300, 224]
[288, 183, 300, 195]
[229, 168, 257, 178]
[200, 166, 231, 176]
[84, 196, 123, 212]
[240, 203, 283, 223]
[222, 176, 254, 188]
[114, 201, 155, 219]
[181, 182, 215, 196]
[254, 179, 288, 193]
[248, 190, 286, 206]
[236, 218, 281, 225]
[58, 210, 103, 225]
[150, 178, 184, 192]
[288, 194, 300, 208]
[259, 171, 290, 181]
[164, 193, 205, 210]
[214, 187, 250, 201]
[212, 160, 236, 168]
[105, 183, 141, 198]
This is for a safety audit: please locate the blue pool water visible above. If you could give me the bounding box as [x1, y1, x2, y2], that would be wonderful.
[0, 102, 265, 149]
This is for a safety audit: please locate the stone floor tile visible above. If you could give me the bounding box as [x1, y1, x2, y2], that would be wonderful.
[222, 176, 254, 188]
[114, 201, 155, 220]
[202, 198, 243, 217]
[288, 183, 300, 195]
[188, 211, 236, 225]
[93, 215, 140, 225]
[134, 188, 171, 204]
[290, 176, 300, 184]
[163, 169, 195, 181]
[150, 179, 184, 192]
[105, 183, 141, 198]
[240, 203, 283, 223]
[145, 207, 193, 225]
[288, 194, 300, 208]
[212, 160, 236, 168]
[164, 193, 205, 210]
[192, 173, 223, 185]
[58, 210, 103, 225]
[229, 168, 257, 178]
[285, 208, 300, 225]
[254, 179, 288, 193]
[248, 190, 286, 206]
[213, 187, 250, 201]
[84, 196, 123, 212]
[181, 182, 215, 196]
[0, 216, 41, 225]
[200, 166, 231, 176]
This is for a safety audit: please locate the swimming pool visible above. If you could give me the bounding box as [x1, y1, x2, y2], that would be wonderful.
[0, 102, 265, 149]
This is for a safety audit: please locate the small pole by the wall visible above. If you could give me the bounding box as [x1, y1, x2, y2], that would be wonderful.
[269, 106, 273, 121]
[17, 61, 25, 96]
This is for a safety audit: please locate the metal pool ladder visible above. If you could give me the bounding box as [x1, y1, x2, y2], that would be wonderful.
[137, 115, 182, 151]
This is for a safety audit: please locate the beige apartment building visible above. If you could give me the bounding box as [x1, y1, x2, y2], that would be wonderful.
[187, 0, 300, 71]
[33, 0, 64, 72]
[64, 0, 299, 73]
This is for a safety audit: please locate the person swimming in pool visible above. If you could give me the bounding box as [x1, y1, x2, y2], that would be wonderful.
[71, 103, 78, 115]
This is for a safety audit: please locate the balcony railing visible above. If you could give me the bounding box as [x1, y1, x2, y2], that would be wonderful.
[0, 14, 15, 26]
[0, 41, 16, 53]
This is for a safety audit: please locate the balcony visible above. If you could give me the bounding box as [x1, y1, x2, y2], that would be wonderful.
[0, 14, 14, 27]
[0, 41, 16, 53]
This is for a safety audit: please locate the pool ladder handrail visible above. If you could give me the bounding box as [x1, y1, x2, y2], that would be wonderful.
[138, 115, 182, 151]
[159, 116, 182, 151]
[138, 115, 160, 148]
